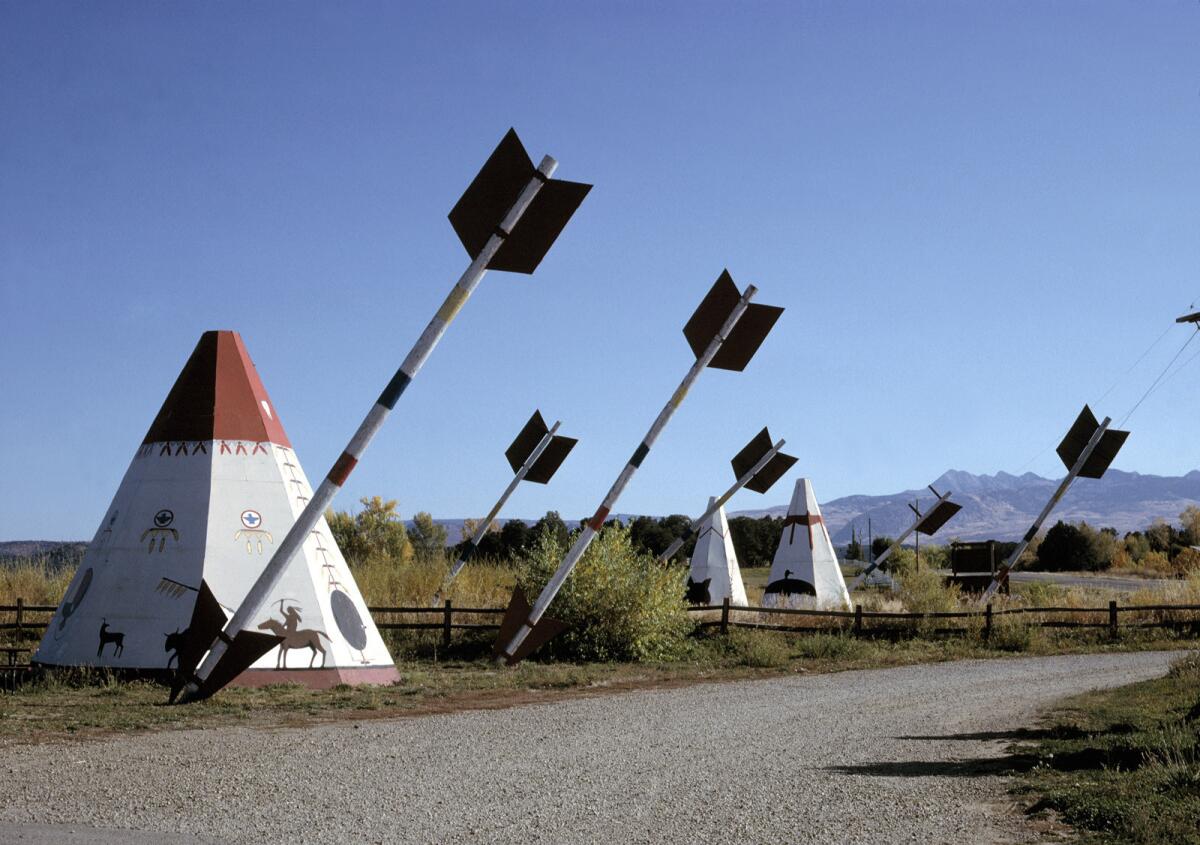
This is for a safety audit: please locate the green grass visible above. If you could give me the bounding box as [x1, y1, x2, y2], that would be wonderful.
[1013, 652, 1200, 844]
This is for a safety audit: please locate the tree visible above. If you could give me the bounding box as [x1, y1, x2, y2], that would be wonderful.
[326, 496, 412, 565]
[871, 536, 895, 561]
[531, 511, 570, 548]
[498, 519, 532, 558]
[728, 516, 782, 567]
[845, 527, 864, 562]
[1180, 506, 1200, 549]
[1036, 521, 1093, 571]
[409, 512, 447, 560]
[1147, 519, 1173, 554]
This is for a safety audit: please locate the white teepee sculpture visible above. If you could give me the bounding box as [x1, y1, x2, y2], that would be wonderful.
[35, 331, 399, 688]
[685, 498, 748, 606]
[763, 478, 851, 609]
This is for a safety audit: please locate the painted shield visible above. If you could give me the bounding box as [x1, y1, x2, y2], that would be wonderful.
[57, 567, 94, 632]
[330, 590, 368, 651]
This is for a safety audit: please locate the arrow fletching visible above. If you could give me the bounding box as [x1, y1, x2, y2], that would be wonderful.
[525, 436, 577, 484]
[730, 427, 797, 494]
[1055, 404, 1129, 479]
[505, 410, 550, 472]
[493, 587, 567, 666]
[504, 409, 577, 485]
[683, 270, 783, 371]
[448, 128, 591, 275]
[915, 499, 962, 536]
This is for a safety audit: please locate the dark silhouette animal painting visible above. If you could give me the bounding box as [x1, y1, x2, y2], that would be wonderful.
[257, 618, 329, 668]
[97, 619, 125, 658]
[764, 568, 816, 599]
[685, 576, 712, 605]
[164, 629, 185, 668]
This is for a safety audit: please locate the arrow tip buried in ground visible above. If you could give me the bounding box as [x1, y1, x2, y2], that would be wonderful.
[492, 587, 568, 666]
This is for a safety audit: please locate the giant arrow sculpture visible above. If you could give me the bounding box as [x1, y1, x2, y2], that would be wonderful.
[846, 485, 962, 591]
[655, 426, 796, 563]
[493, 270, 783, 666]
[435, 409, 577, 602]
[979, 405, 1129, 603]
[174, 129, 590, 702]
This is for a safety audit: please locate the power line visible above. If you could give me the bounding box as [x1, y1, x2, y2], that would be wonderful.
[1119, 326, 1200, 428]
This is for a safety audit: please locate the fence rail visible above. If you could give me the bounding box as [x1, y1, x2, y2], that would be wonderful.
[691, 598, 1200, 638]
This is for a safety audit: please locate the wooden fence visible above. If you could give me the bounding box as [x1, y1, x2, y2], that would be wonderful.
[3, 596, 1200, 671]
[690, 598, 1200, 639]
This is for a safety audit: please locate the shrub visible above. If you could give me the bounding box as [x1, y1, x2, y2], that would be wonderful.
[990, 613, 1036, 652]
[723, 629, 791, 668]
[1018, 581, 1069, 608]
[327, 496, 412, 565]
[792, 632, 865, 661]
[895, 563, 960, 614]
[516, 526, 692, 662]
[1139, 550, 1174, 577]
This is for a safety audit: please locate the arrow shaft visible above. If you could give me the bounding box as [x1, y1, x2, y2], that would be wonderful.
[440, 423, 560, 594]
[496, 285, 759, 663]
[179, 156, 559, 702]
[979, 417, 1111, 603]
[656, 439, 785, 563]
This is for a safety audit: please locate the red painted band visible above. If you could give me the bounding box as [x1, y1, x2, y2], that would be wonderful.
[328, 451, 358, 486]
[589, 506, 610, 531]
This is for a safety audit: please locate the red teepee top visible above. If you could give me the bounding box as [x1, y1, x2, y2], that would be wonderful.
[142, 331, 292, 446]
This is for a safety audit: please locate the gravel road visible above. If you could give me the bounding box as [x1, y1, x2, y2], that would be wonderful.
[0, 651, 1181, 844]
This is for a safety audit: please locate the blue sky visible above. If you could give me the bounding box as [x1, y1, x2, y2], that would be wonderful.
[2, 2, 1199, 541]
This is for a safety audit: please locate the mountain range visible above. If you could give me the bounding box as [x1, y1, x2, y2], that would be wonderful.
[6, 470, 1200, 559]
[731, 469, 1200, 544]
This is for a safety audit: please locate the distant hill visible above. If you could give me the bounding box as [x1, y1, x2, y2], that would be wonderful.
[0, 540, 86, 569]
[12, 471, 1199, 557]
[731, 469, 1200, 544]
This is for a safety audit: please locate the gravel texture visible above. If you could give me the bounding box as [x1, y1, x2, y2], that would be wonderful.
[0, 651, 1181, 844]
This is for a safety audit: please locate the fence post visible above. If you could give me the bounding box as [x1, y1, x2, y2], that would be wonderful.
[854, 604, 863, 637]
[984, 603, 992, 642]
[15, 598, 23, 634]
[720, 597, 730, 635]
[443, 599, 452, 648]
[1109, 600, 1118, 636]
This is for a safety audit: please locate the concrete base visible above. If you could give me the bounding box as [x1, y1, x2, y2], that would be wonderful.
[231, 664, 401, 689]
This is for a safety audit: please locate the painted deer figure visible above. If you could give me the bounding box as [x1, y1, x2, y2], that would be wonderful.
[98, 619, 125, 658]
[256, 619, 329, 669]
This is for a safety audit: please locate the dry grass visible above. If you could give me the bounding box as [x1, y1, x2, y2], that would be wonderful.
[0, 557, 73, 607]
[349, 553, 515, 608]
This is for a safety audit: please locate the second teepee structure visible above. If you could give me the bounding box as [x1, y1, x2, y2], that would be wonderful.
[685, 497, 748, 606]
[763, 478, 851, 609]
